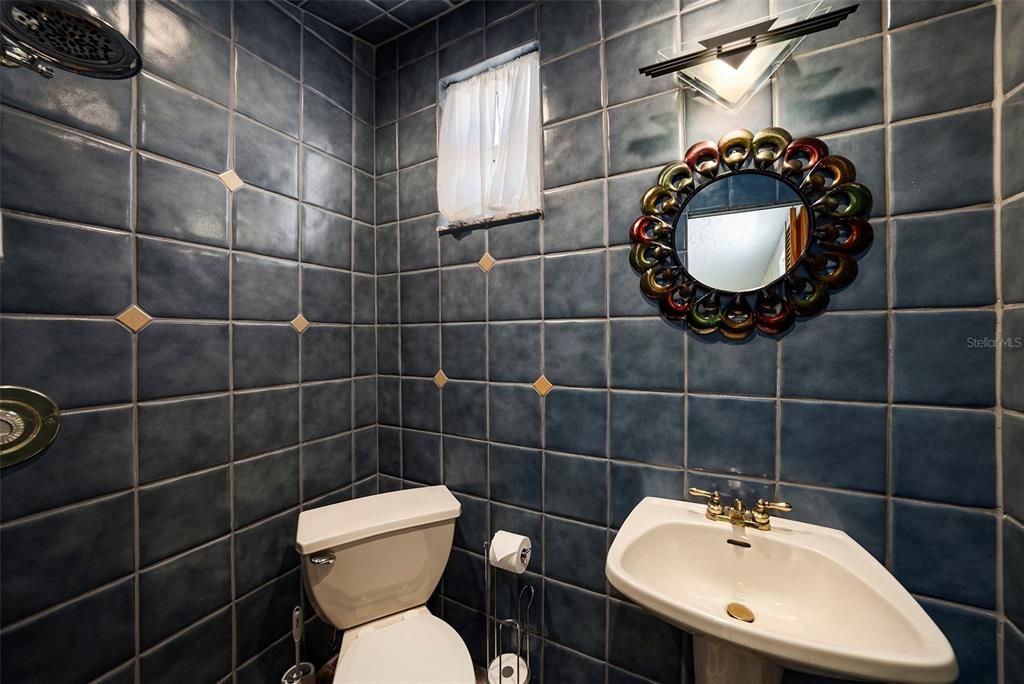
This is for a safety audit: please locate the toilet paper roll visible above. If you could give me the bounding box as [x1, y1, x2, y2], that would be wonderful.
[488, 530, 531, 574]
[487, 655, 529, 684]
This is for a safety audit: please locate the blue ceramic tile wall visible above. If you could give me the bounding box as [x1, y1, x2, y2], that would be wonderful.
[1003, 0, 1024, 675]
[372, 1, 1016, 681]
[0, 1, 377, 681]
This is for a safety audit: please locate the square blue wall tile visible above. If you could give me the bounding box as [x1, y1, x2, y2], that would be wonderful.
[609, 391, 684, 466]
[139, 1, 230, 103]
[490, 384, 542, 448]
[401, 324, 440, 377]
[137, 154, 228, 247]
[442, 265, 487, 322]
[544, 321, 607, 387]
[1, 216, 133, 316]
[604, 17, 676, 106]
[892, 500, 996, 608]
[233, 324, 299, 389]
[539, 0, 599, 60]
[780, 401, 887, 492]
[544, 251, 607, 319]
[607, 92, 681, 176]
[543, 180, 606, 253]
[892, 209, 995, 307]
[233, 254, 299, 321]
[236, 48, 301, 138]
[403, 430, 442, 484]
[888, 7, 993, 121]
[443, 437, 488, 497]
[891, 108, 993, 214]
[777, 38, 883, 137]
[490, 444, 542, 509]
[138, 74, 230, 173]
[546, 452, 608, 525]
[541, 46, 603, 125]
[610, 318, 685, 391]
[234, 387, 299, 459]
[138, 323, 230, 400]
[781, 313, 888, 402]
[138, 239, 229, 319]
[893, 311, 995, 407]
[543, 113, 606, 189]
[1, 111, 131, 230]
[544, 579, 606, 659]
[442, 323, 486, 380]
[442, 381, 487, 440]
[688, 333, 776, 396]
[234, 186, 299, 260]
[688, 396, 775, 477]
[547, 387, 608, 457]
[489, 322, 542, 382]
[238, 119, 299, 198]
[892, 407, 996, 507]
[543, 515, 607, 592]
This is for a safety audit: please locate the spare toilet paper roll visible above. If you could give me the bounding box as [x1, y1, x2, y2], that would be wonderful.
[488, 530, 531, 574]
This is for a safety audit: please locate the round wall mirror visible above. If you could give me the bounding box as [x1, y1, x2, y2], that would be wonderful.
[675, 170, 811, 293]
[628, 127, 874, 339]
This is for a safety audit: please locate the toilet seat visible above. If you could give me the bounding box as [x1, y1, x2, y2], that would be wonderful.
[334, 607, 476, 683]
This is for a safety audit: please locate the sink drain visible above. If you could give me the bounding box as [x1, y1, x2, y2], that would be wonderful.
[726, 602, 755, 623]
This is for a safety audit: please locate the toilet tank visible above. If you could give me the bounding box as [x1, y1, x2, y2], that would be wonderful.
[295, 486, 461, 630]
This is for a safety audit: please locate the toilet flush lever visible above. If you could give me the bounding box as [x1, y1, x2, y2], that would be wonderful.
[310, 552, 335, 565]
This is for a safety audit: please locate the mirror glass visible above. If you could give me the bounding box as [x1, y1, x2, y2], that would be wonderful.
[675, 172, 812, 293]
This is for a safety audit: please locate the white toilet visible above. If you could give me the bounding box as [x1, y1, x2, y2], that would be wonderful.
[295, 485, 476, 683]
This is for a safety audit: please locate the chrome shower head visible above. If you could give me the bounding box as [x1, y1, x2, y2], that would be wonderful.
[1, 0, 140, 79]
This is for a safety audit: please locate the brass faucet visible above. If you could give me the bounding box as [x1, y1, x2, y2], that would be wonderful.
[688, 487, 792, 531]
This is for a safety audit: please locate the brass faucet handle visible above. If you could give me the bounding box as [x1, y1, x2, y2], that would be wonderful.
[688, 487, 724, 516]
[752, 498, 793, 525]
[761, 499, 792, 513]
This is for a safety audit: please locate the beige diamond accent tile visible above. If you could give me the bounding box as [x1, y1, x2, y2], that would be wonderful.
[477, 252, 496, 272]
[115, 305, 152, 333]
[218, 169, 244, 192]
[433, 370, 449, 388]
[290, 313, 310, 333]
[532, 374, 553, 396]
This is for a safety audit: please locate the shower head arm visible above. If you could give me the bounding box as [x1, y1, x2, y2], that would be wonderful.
[1, 33, 55, 77]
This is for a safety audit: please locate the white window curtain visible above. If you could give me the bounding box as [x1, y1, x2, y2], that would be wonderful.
[436, 50, 542, 228]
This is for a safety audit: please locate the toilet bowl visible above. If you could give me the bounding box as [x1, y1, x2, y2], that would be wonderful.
[295, 486, 475, 684]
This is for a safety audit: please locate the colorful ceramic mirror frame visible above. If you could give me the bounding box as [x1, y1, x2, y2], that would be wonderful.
[629, 127, 874, 339]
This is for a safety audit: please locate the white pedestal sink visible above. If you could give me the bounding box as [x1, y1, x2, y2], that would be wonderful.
[605, 497, 958, 684]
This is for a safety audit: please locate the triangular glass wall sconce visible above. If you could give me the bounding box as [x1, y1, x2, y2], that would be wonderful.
[641, 2, 858, 112]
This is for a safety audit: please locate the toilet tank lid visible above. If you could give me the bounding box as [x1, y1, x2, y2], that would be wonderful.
[296, 485, 461, 554]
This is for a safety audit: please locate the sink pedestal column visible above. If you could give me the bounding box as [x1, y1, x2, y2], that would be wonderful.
[693, 636, 783, 684]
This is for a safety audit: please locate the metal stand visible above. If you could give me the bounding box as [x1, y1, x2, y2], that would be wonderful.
[483, 541, 534, 684]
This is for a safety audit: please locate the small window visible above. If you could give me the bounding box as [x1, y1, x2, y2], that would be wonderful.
[436, 47, 542, 228]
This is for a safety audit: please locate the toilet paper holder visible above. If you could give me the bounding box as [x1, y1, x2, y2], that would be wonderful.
[483, 538, 534, 684]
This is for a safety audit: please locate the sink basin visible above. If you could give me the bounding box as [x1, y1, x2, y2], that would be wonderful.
[606, 497, 958, 684]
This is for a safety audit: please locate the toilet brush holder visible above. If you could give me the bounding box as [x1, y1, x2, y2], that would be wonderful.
[281, 606, 316, 684]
